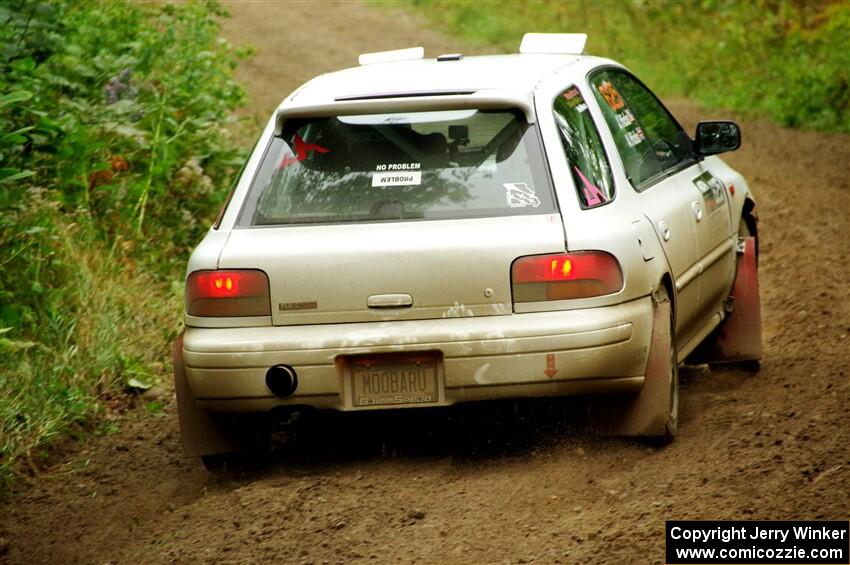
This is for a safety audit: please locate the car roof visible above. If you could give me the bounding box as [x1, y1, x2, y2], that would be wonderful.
[288, 54, 585, 106]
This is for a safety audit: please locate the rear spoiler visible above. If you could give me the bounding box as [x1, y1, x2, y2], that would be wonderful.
[274, 89, 537, 134]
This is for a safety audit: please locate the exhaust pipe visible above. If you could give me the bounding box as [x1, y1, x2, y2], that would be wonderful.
[266, 364, 298, 397]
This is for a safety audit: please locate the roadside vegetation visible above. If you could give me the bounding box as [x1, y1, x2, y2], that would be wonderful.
[397, 0, 850, 133]
[0, 0, 248, 494]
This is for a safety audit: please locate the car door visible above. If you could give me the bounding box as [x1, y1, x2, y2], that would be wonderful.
[684, 165, 735, 322]
[588, 68, 711, 347]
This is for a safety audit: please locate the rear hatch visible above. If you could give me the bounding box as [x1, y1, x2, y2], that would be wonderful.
[220, 108, 566, 325]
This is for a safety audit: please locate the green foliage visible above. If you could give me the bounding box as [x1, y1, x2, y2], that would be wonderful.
[395, 0, 850, 132]
[0, 0, 247, 493]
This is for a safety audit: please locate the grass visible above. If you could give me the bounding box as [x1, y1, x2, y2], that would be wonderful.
[0, 204, 183, 493]
[390, 0, 850, 132]
[0, 0, 247, 495]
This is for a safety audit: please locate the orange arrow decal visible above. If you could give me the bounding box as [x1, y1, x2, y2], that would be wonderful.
[545, 353, 558, 379]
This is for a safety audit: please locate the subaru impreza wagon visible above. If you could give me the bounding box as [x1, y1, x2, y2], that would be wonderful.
[172, 34, 762, 468]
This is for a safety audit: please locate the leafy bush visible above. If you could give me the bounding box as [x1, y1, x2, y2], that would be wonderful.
[396, 0, 850, 132]
[0, 0, 247, 493]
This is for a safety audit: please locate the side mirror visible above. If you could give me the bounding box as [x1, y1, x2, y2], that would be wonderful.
[694, 121, 741, 156]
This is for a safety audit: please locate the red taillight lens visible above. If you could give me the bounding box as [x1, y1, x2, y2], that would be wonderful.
[511, 252, 623, 302]
[185, 270, 271, 317]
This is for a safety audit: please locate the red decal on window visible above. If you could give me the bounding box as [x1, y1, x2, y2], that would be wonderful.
[574, 166, 607, 207]
[278, 134, 329, 170]
[278, 153, 299, 169]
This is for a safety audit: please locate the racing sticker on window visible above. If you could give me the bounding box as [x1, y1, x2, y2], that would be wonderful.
[693, 171, 727, 212]
[278, 134, 329, 170]
[624, 127, 646, 147]
[573, 166, 608, 207]
[597, 80, 625, 111]
[614, 108, 635, 128]
[375, 162, 421, 171]
[563, 87, 589, 112]
[504, 183, 541, 208]
[372, 171, 422, 187]
[372, 162, 422, 187]
[564, 87, 581, 101]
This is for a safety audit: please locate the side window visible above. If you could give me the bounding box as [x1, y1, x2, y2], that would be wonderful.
[553, 86, 614, 208]
[590, 69, 693, 189]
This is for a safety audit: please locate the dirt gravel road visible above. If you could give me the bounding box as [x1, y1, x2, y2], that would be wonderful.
[2, 2, 848, 564]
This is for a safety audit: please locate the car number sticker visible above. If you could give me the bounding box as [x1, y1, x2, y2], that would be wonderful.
[693, 171, 727, 212]
[504, 182, 541, 208]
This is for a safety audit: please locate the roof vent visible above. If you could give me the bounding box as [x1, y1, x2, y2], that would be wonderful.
[519, 33, 587, 55]
[436, 53, 463, 62]
[358, 46, 425, 66]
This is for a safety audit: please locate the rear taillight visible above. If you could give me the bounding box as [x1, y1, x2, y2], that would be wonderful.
[511, 252, 623, 302]
[185, 270, 271, 317]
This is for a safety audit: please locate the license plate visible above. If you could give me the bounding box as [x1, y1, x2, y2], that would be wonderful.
[349, 357, 439, 408]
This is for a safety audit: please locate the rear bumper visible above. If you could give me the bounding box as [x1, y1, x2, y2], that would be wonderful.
[182, 295, 654, 412]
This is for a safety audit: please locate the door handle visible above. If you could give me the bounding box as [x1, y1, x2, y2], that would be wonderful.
[658, 220, 671, 241]
[692, 201, 703, 222]
[367, 293, 413, 308]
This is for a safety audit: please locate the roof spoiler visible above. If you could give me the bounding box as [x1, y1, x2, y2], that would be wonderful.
[519, 33, 587, 55]
[358, 46, 424, 66]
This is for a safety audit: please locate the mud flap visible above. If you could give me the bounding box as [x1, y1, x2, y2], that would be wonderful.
[172, 334, 248, 458]
[590, 296, 673, 437]
[693, 236, 763, 364]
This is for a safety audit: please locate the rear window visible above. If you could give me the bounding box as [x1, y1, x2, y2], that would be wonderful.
[236, 109, 554, 226]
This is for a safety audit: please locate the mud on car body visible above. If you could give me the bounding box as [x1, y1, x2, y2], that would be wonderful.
[173, 34, 762, 468]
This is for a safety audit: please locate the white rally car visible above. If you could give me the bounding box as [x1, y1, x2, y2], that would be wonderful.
[173, 34, 762, 468]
